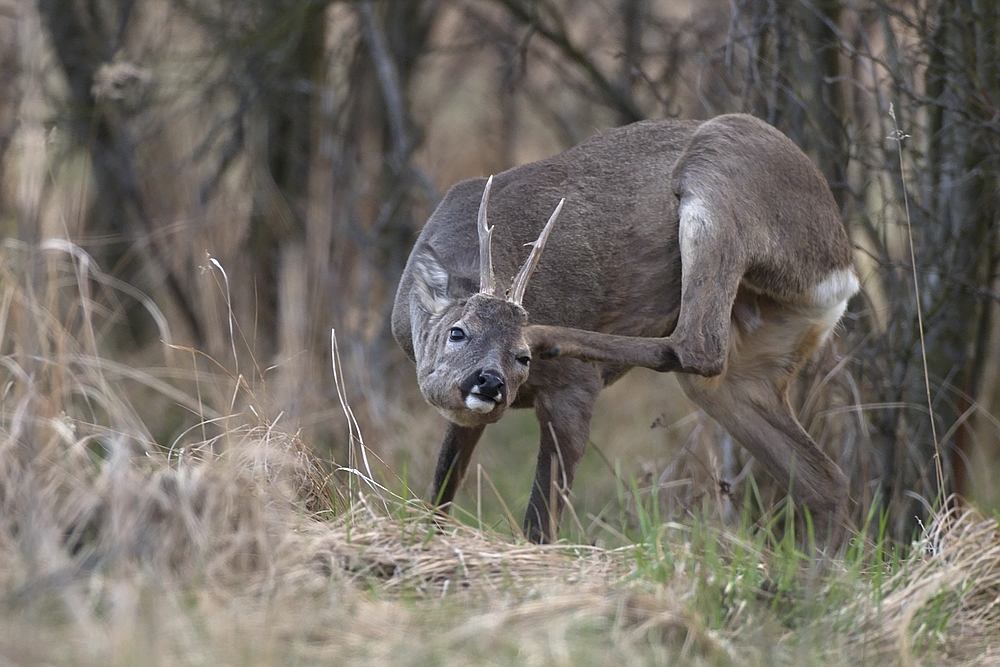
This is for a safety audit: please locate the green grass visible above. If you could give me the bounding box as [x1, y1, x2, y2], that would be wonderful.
[2, 243, 999, 666]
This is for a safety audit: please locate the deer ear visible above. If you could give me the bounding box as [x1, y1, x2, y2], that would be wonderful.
[411, 245, 454, 315]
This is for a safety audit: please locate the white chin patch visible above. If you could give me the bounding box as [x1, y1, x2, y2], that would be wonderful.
[464, 394, 498, 413]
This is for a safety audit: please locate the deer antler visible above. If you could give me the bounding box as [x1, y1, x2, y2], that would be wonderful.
[478, 176, 496, 296]
[508, 198, 565, 306]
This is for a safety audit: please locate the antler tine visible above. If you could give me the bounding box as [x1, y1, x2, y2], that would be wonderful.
[509, 198, 565, 306]
[478, 175, 497, 296]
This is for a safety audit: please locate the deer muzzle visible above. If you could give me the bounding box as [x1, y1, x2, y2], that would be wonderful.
[461, 369, 506, 413]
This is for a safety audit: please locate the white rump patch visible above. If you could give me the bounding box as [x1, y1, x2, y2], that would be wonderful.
[808, 268, 860, 310]
[801, 268, 860, 341]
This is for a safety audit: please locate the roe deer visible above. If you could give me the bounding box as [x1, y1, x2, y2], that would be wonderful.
[391, 114, 858, 545]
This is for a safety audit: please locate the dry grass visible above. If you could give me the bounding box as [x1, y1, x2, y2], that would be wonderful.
[1, 244, 999, 666]
[853, 504, 1000, 664]
[4, 423, 999, 666]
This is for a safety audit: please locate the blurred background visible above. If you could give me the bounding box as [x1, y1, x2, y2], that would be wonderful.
[1, 0, 998, 541]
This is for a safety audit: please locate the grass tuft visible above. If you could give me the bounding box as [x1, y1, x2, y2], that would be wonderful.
[1, 243, 999, 665]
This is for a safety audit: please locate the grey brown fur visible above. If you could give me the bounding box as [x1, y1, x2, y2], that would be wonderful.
[391, 114, 858, 545]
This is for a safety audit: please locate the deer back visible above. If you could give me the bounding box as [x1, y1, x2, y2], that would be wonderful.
[392, 119, 704, 361]
[670, 115, 855, 303]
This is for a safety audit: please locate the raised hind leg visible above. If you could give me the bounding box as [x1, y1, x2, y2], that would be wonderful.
[526, 194, 746, 378]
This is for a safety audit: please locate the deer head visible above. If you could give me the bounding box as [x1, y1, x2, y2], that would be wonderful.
[409, 176, 564, 426]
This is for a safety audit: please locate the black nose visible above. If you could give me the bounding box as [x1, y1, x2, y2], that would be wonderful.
[476, 371, 504, 400]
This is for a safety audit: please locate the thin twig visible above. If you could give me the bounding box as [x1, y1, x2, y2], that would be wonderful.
[888, 103, 943, 496]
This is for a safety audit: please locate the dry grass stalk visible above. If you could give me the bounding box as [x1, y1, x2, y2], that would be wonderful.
[847, 502, 1000, 664]
[3, 243, 1000, 665]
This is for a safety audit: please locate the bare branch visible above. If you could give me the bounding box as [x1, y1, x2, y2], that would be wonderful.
[357, 1, 439, 208]
[484, 0, 645, 122]
[358, 1, 409, 164]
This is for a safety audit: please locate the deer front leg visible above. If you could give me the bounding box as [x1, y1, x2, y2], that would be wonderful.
[523, 361, 601, 543]
[432, 422, 486, 515]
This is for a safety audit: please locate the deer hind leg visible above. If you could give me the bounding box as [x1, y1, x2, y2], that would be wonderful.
[527, 195, 748, 375]
[523, 359, 602, 543]
[676, 305, 849, 547]
[660, 196, 747, 376]
[525, 196, 746, 375]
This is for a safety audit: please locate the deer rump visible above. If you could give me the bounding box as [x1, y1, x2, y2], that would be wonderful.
[391, 114, 858, 546]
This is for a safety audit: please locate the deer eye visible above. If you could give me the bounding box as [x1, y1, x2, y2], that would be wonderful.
[448, 327, 467, 342]
[516, 355, 531, 366]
